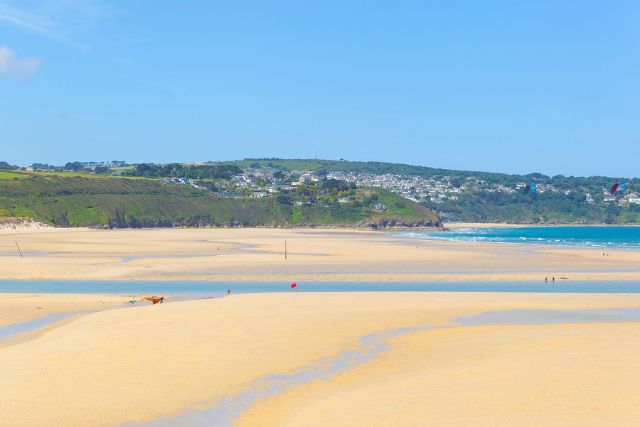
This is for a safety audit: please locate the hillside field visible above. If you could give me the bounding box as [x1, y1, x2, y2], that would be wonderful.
[0, 171, 440, 228]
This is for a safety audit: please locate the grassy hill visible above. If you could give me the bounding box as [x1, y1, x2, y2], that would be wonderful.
[7, 156, 637, 225]
[0, 171, 440, 228]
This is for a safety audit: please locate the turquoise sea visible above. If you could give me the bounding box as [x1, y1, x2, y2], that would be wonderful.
[408, 226, 640, 249]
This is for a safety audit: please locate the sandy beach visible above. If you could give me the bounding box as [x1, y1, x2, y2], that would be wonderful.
[2, 227, 640, 282]
[1, 292, 640, 426]
[2, 227, 640, 426]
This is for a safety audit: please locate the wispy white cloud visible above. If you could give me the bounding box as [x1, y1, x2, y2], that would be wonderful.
[0, 45, 42, 77]
[0, 3, 64, 40]
[0, 0, 110, 47]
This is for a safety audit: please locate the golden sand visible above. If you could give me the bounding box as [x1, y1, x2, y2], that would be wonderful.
[1, 227, 640, 282]
[2, 292, 640, 426]
[0, 293, 130, 327]
[242, 322, 640, 427]
[2, 228, 640, 426]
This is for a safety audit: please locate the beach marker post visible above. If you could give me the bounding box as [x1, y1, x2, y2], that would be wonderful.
[15, 240, 23, 258]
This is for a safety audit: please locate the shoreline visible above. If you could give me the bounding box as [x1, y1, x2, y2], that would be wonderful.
[4, 221, 640, 234]
[445, 222, 640, 228]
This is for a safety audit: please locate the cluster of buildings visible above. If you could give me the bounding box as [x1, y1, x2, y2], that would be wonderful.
[602, 189, 640, 206]
[325, 172, 462, 203]
[162, 177, 205, 190]
[626, 193, 640, 205]
[83, 161, 127, 168]
[228, 172, 290, 197]
[159, 166, 640, 207]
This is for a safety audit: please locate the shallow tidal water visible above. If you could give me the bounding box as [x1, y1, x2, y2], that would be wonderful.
[456, 306, 640, 326]
[4, 279, 640, 294]
[0, 310, 90, 341]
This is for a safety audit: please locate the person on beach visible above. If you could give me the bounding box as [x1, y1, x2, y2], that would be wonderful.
[552, 277, 555, 283]
[227, 289, 231, 295]
[545, 277, 548, 283]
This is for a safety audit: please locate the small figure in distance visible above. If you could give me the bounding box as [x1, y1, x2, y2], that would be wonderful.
[227, 289, 231, 296]
[544, 277, 548, 283]
[552, 277, 555, 283]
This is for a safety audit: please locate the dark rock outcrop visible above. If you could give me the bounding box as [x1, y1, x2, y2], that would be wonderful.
[356, 215, 443, 229]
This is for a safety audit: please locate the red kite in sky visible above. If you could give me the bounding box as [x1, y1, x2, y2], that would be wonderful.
[610, 183, 620, 195]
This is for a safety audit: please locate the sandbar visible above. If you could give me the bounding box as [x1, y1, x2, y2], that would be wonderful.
[1, 227, 640, 282]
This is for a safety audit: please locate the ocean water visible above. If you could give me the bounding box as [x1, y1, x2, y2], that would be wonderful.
[407, 226, 640, 249]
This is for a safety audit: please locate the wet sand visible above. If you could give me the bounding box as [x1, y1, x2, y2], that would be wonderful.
[1, 292, 640, 426]
[242, 322, 640, 427]
[0, 294, 133, 348]
[1, 227, 640, 282]
[0, 293, 130, 327]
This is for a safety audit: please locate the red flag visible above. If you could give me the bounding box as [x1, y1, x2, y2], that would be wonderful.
[291, 282, 297, 288]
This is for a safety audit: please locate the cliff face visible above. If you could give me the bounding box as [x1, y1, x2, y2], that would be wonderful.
[356, 215, 443, 229]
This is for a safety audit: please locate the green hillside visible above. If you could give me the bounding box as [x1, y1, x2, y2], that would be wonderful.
[225, 158, 640, 224]
[0, 171, 440, 228]
[5, 156, 638, 225]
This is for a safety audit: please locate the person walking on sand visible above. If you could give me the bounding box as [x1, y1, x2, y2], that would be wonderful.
[227, 289, 231, 296]
[552, 277, 555, 283]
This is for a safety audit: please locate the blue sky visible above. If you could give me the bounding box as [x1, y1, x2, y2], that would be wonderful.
[1, 1, 639, 177]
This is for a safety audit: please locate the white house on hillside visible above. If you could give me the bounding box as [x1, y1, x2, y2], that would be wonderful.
[625, 193, 640, 205]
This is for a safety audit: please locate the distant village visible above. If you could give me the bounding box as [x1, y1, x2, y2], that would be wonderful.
[15, 160, 640, 207]
[160, 166, 640, 207]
